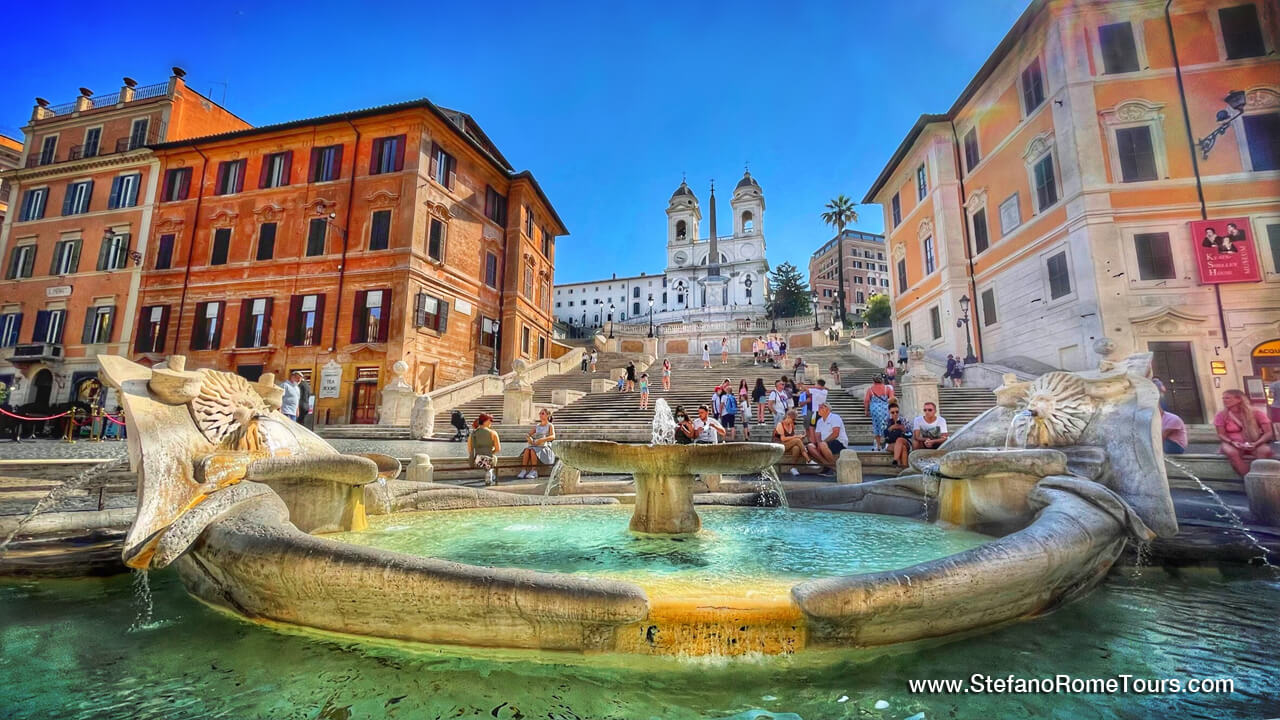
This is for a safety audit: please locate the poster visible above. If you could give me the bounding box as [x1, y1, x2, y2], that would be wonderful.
[318, 360, 342, 399]
[1190, 217, 1262, 284]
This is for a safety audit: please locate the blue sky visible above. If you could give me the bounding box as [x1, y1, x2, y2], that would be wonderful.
[4, 0, 1027, 283]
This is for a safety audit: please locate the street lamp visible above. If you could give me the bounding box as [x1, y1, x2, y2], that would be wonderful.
[956, 294, 978, 365]
[608, 302, 615, 339]
[647, 294, 655, 338]
[1197, 90, 1247, 159]
[490, 319, 501, 374]
[811, 290, 820, 330]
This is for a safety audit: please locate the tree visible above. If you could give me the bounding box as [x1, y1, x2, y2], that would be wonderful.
[766, 262, 811, 319]
[820, 195, 859, 328]
[864, 293, 892, 327]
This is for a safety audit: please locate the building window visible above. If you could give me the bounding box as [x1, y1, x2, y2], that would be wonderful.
[916, 164, 927, 200]
[430, 143, 455, 189]
[1046, 251, 1072, 299]
[19, 188, 47, 221]
[211, 228, 231, 265]
[1099, 21, 1140, 74]
[902, 321, 912, 346]
[62, 180, 93, 215]
[414, 292, 449, 332]
[676, 220, 687, 240]
[929, 306, 942, 340]
[0, 312, 22, 347]
[923, 236, 936, 274]
[1134, 232, 1176, 280]
[108, 173, 141, 209]
[424, 217, 446, 262]
[541, 280, 551, 311]
[155, 234, 175, 270]
[1021, 58, 1045, 115]
[524, 266, 535, 298]
[1116, 126, 1158, 182]
[287, 294, 325, 347]
[191, 301, 225, 350]
[51, 239, 80, 275]
[542, 227, 553, 257]
[310, 144, 343, 182]
[855, 290, 864, 304]
[1219, 4, 1266, 59]
[480, 316, 498, 346]
[352, 289, 391, 343]
[97, 232, 129, 271]
[538, 336, 547, 360]
[135, 305, 169, 353]
[896, 258, 907, 291]
[257, 223, 276, 261]
[162, 168, 192, 202]
[484, 252, 499, 288]
[369, 210, 391, 251]
[485, 186, 508, 225]
[33, 309, 66, 344]
[82, 305, 114, 345]
[523, 205, 534, 238]
[521, 326, 531, 355]
[972, 208, 990, 254]
[371, 135, 406, 175]
[1243, 113, 1280, 171]
[963, 128, 980, 172]
[237, 297, 272, 348]
[999, 193, 1021, 235]
[39, 136, 57, 165]
[215, 159, 246, 195]
[82, 127, 101, 158]
[306, 219, 327, 257]
[259, 151, 292, 189]
[1033, 154, 1058, 211]
[632, 286, 641, 298]
[128, 118, 150, 150]
[980, 288, 997, 327]
[1267, 223, 1280, 275]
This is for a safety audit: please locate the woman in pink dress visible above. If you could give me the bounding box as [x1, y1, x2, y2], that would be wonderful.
[1214, 389, 1275, 476]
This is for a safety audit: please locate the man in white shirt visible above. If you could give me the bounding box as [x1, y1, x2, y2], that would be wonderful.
[768, 380, 791, 423]
[911, 402, 949, 450]
[806, 379, 829, 443]
[693, 405, 725, 444]
[279, 372, 303, 421]
[807, 403, 848, 473]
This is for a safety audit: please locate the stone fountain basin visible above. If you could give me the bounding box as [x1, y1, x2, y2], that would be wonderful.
[553, 440, 783, 476]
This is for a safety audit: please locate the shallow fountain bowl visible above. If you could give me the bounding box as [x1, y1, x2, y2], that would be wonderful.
[553, 440, 784, 476]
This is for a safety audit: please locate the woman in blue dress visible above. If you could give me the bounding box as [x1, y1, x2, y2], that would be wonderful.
[862, 375, 897, 451]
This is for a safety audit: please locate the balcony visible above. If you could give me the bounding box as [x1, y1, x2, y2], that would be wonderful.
[38, 82, 168, 119]
[9, 343, 64, 363]
[24, 126, 166, 168]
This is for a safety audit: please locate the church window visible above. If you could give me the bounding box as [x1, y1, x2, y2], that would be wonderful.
[741, 211, 754, 233]
[676, 220, 687, 240]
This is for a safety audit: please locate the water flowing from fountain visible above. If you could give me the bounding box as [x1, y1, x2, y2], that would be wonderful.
[0, 457, 128, 556]
[756, 466, 789, 509]
[1005, 410, 1034, 450]
[1164, 457, 1278, 578]
[542, 460, 566, 500]
[651, 398, 676, 446]
[129, 569, 155, 631]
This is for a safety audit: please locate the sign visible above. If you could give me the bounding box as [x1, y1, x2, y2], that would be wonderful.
[46, 286, 72, 298]
[318, 360, 342, 399]
[1253, 340, 1280, 357]
[454, 298, 473, 316]
[1190, 217, 1262, 284]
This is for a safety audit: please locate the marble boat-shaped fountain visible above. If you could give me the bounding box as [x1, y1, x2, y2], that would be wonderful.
[98, 349, 1176, 656]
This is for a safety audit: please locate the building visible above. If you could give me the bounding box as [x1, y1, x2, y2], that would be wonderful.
[553, 171, 771, 329]
[137, 98, 565, 424]
[809, 228, 889, 319]
[863, 0, 1280, 423]
[0, 134, 22, 220]
[0, 70, 248, 408]
[553, 272, 666, 330]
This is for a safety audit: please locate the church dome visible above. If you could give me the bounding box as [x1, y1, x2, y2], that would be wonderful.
[735, 171, 760, 191]
[670, 181, 695, 200]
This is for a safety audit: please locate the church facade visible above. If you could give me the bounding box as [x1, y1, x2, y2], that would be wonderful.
[553, 171, 771, 329]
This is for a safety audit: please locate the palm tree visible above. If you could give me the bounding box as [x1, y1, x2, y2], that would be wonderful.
[821, 195, 859, 328]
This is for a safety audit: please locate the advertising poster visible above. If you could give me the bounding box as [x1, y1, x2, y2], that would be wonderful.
[1190, 217, 1262, 284]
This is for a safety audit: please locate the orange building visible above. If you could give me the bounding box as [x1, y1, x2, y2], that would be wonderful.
[137, 98, 564, 424]
[863, 0, 1280, 422]
[0, 69, 247, 408]
[0, 134, 22, 221]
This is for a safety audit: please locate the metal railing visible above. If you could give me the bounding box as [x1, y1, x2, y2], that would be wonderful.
[25, 127, 164, 167]
[39, 81, 170, 118]
[133, 82, 169, 100]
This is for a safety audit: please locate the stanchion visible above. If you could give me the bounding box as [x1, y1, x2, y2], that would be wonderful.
[62, 409, 78, 443]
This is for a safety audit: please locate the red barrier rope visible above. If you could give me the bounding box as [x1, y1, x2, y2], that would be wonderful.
[0, 407, 71, 422]
[103, 414, 127, 426]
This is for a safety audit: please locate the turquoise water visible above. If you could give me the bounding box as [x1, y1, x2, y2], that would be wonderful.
[328, 506, 991, 594]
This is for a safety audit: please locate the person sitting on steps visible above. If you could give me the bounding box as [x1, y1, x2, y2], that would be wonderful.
[517, 409, 556, 480]
[467, 413, 501, 486]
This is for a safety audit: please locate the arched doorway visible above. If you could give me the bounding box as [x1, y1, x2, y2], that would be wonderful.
[32, 369, 53, 408]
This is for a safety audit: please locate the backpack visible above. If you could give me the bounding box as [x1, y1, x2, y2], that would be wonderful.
[722, 394, 738, 415]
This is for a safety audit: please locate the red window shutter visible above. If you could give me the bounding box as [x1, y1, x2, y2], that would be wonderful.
[351, 290, 367, 342]
[134, 312, 148, 353]
[237, 301, 253, 347]
[393, 135, 406, 171]
[377, 290, 392, 342]
[368, 139, 380, 175]
[313, 294, 326, 346]
[191, 305, 206, 350]
[286, 295, 302, 345]
[309, 149, 320, 183]
[429, 142, 440, 179]
[332, 145, 343, 181]
[158, 306, 171, 353]
[280, 153, 292, 185]
[258, 156, 270, 189]
[234, 160, 245, 193]
[211, 302, 225, 349]
[215, 162, 227, 194]
[262, 298, 274, 341]
[179, 168, 191, 199]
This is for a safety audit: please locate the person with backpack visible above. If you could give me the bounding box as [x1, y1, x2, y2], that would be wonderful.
[720, 387, 739, 441]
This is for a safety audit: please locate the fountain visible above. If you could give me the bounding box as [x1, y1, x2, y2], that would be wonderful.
[91, 347, 1180, 657]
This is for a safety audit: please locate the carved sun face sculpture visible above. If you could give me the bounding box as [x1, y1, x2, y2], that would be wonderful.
[189, 370, 299, 455]
[1018, 372, 1092, 447]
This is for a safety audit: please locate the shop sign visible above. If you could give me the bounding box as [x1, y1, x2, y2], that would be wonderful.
[1190, 218, 1262, 284]
[318, 360, 342, 398]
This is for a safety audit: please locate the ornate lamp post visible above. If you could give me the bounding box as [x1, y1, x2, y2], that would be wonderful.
[647, 294, 655, 338]
[608, 302, 615, 339]
[1196, 90, 1246, 159]
[811, 290, 821, 330]
[490, 319, 501, 374]
[957, 294, 977, 365]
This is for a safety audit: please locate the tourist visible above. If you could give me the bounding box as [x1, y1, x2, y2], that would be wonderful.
[660, 357, 671, 390]
[807, 403, 849, 474]
[702, 343, 712, 369]
[950, 359, 964, 388]
[752, 378, 768, 424]
[468, 413, 501, 486]
[590, 349, 599, 373]
[808, 379, 829, 422]
[944, 355, 958, 386]
[752, 337, 762, 365]
[296, 373, 315, 428]
[884, 361, 897, 384]
[1161, 408, 1187, 455]
[773, 410, 812, 475]
[279, 371, 303, 422]
[721, 337, 730, 365]
[738, 379, 752, 438]
[829, 362, 840, 386]
[884, 403, 912, 467]
[639, 373, 650, 410]
[768, 380, 792, 423]
[517, 409, 556, 480]
[779, 340, 788, 364]
[863, 375, 895, 451]
[793, 356, 807, 379]
[673, 405, 696, 444]
[1214, 389, 1275, 476]
[794, 381, 811, 440]
[720, 387, 738, 440]
[626, 361, 637, 392]
[615, 374, 627, 392]
[911, 402, 949, 450]
[1152, 377, 1169, 411]
[693, 405, 725, 444]
[581, 352, 590, 374]
[897, 342, 909, 369]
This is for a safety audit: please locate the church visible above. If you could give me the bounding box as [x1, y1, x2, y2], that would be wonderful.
[553, 171, 771, 329]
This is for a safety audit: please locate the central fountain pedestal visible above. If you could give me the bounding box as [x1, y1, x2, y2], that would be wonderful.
[632, 473, 701, 534]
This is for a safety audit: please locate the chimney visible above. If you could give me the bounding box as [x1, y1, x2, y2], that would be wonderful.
[167, 66, 187, 99]
[32, 97, 52, 121]
[120, 77, 138, 103]
[74, 87, 93, 112]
